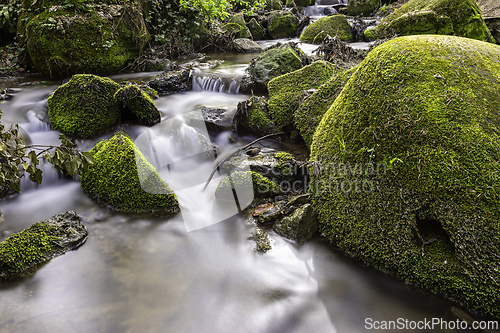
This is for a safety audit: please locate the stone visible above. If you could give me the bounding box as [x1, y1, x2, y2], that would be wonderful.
[300, 15, 351, 44]
[232, 38, 263, 53]
[267, 10, 299, 39]
[346, 0, 379, 16]
[114, 85, 161, 126]
[273, 203, 318, 243]
[147, 68, 193, 96]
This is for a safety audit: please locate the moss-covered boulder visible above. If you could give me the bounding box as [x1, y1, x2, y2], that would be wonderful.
[47, 74, 121, 138]
[146, 68, 193, 96]
[215, 171, 281, 200]
[294, 67, 357, 148]
[24, 5, 149, 77]
[246, 44, 306, 90]
[81, 133, 180, 215]
[375, 0, 495, 42]
[247, 18, 265, 40]
[235, 96, 278, 137]
[225, 20, 253, 39]
[310, 35, 500, 316]
[265, 0, 283, 11]
[363, 26, 378, 41]
[285, 0, 313, 8]
[0, 211, 87, 280]
[346, 0, 379, 16]
[267, 10, 299, 39]
[273, 203, 318, 243]
[267, 60, 336, 132]
[300, 15, 351, 44]
[114, 85, 161, 126]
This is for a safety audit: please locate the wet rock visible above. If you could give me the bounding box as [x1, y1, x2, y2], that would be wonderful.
[81, 132, 180, 215]
[247, 18, 265, 40]
[257, 201, 286, 224]
[347, 0, 379, 16]
[114, 85, 161, 126]
[47, 74, 121, 138]
[226, 13, 253, 39]
[300, 15, 351, 44]
[251, 227, 272, 253]
[273, 203, 317, 243]
[234, 96, 279, 137]
[190, 106, 234, 132]
[253, 202, 275, 217]
[266, 10, 299, 39]
[484, 18, 500, 44]
[0, 211, 87, 280]
[232, 38, 263, 53]
[215, 171, 281, 200]
[147, 67, 193, 96]
[285, 0, 314, 7]
[265, 0, 283, 11]
[375, 0, 494, 42]
[324, 6, 338, 15]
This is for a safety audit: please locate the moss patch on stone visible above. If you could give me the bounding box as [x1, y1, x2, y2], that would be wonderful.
[47, 74, 121, 138]
[300, 15, 351, 44]
[310, 35, 500, 317]
[375, 0, 495, 43]
[215, 171, 281, 200]
[247, 18, 265, 40]
[295, 66, 357, 148]
[285, 0, 313, 8]
[81, 132, 180, 215]
[267, 10, 299, 39]
[347, 0, 379, 16]
[267, 60, 336, 131]
[114, 85, 161, 126]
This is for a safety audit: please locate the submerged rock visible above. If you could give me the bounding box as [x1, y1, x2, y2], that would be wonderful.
[0, 211, 87, 280]
[300, 15, 351, 44]
[47, 74, 121, 138]
[81, 133, 180, 216]
[375, 0, 494, 42]
[114, 85, 161, 126]
[310, 35, 500, 317]
[147, 68, 193, 96]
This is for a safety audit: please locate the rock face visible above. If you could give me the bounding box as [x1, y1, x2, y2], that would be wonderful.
[267, 11, 299, 39]
[47, 74, 121, 138]
[0, 211, 87, 280]
[114, 85, 161, 126]
[81, 133, 180, 215]
[375, 0, 495, 42]
[310, 35, 500, 317]
[346, 0, 379, 16]
[21, 4, 149, 77]
[300, 15, 351, 44]
[294, 66, 357, 148]
[147, 68, 193, 96]
[267, 60, 336, 132]
[246, 44, 306, 90]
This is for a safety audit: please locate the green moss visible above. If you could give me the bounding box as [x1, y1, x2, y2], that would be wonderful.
[363, 26, 378, 41]
[267, 60, 336, 131]
[346, 0, 379, 16]
[47, 74, 121, 138]
[300, 15, 351, 44]
[80, 132, 180, 215]
[265, 0, 283, 11]
[376, 0, 495, 42]
[247, 18, 265, 40]
[215, 171, 281, 199]
[114, 85, 161, 126]
[226, 22, 253, 39]
[310, 35, 500, 317]
[267, 11, 298, 39]
[295, 67, 357, 148]
[285, 0, 313, 7]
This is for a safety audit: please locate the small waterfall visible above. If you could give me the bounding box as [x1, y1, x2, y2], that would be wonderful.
[192, 70, 242, 94]
[26, 110, 51, 132]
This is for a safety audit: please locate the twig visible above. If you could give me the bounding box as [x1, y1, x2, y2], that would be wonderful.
[203, 132, 284, 190]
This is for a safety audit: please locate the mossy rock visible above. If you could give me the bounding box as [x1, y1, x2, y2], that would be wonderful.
[267, 10, 299, 39]
[300, 15, 351, 44]
[265, 0, 283, 11]
[294, 66, 357, 148]
[310, 35, 500, 317]
[247, 18, 265, 40]
[346, 0, 379, 16]
[25, 6, 149, 77]
[235, 96, 278, 137]
[246, 44, 305, 89]
[114, 85, 161, 127]
[363, 26, 378, 41]
[375, 0, 495, 42]
[47, 74, 121, 138]
[215, 171, 281, 200]
[147, 68, 193, 96]
[285, 0, 313, 8]
[273, 203, 318, 243]
[81, 133, 180, 216]
[267, 60, 336, 131]
[225, 22, 253, 39]
[0, 211, 87, 281]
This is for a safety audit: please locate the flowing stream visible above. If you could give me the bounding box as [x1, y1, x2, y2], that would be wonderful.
[0, 43, 475, 332]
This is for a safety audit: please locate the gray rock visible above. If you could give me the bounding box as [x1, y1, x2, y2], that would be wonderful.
[232, 38, 263, 53]
[147, 67, 193, 96]
[188, 106, 235, 132]
[273, 203, 318, 243]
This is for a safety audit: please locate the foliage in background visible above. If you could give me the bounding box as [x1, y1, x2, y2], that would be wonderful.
[0, 110, 93, 196]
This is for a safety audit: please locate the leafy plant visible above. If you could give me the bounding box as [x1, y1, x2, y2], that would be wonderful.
[0, 110, 93, 195]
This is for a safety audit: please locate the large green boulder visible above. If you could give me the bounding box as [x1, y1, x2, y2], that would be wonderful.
[23, 5, 149, 77]
[235, 96, 278, 137]
[81, 133, 180, 215]
[267, 10, 299, 39]
[246, 44, 305, 89]
[375, 0, 495, 42]
[310, 35, 500, 317]
[0, 211, 87, 280]
[114, 85, 161, 127]
[347, 0, 379, 16]
[267, 60, 336, 131]
[47, 74, 121, 138]
[300, 15, 351, 44]
[294, 67, 357, 148]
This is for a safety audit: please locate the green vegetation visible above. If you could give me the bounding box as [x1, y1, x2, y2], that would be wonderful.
[310, 35, 500, 317]
[346, 0, 379, 16]
[300, 15, 351, 44]
[81, 133, 180, 215]
[267, 10, 298, 39]
[376, 0, 495, 42]
[47, 74, 121, 138]
[215, 170, 281, 199]
[114, 85, 161, 126]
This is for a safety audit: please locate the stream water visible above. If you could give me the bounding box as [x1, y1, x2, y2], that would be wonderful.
[0, 34, 488, 333]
